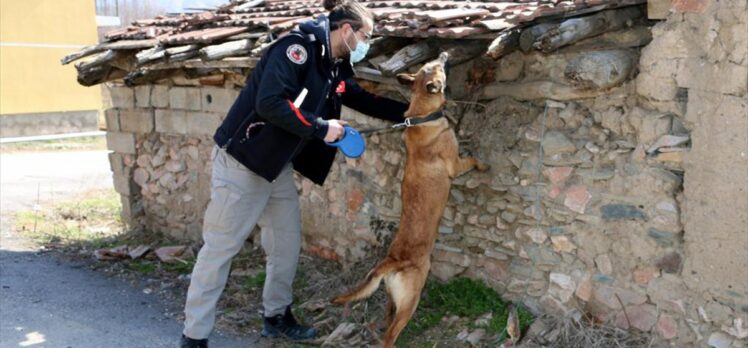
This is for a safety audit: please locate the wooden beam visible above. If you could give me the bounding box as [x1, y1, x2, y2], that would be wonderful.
[61, 39, 159, 65]
[124, 69, 176, 86]
[353, 67, 400, 85]
[199, 39, 253, 61]
[486, 29, 521, 59]
[534, 7, 644, 52]
[77, 66, 128, 87]
[378, 41, 436, 76]
[519, 23, 556, 52]
[136, 46, 166, 66]
[366, 36, 411, 59]
[147, 57, 259, 70]
[75, 50, 116, 71]
[443, 41, 488, 66]
[558, 25, 652, 53]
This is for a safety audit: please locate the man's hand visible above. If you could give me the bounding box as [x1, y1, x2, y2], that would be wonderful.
[324, 119, 348, 143]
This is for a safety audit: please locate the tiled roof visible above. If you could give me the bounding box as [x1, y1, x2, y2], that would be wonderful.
[63, 0, 645, 85]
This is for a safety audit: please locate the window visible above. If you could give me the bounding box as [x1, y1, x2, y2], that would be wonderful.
[95, 0, 118, 17]
[96, 0, 120, 26]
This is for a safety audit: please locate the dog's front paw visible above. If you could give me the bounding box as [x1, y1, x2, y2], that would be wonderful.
[475, 161, 490, 172]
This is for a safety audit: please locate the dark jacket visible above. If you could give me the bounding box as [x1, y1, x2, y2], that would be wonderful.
[213, 16, 408, 185]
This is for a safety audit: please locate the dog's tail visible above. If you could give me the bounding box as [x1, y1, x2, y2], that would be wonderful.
[331, 258, 411, 305]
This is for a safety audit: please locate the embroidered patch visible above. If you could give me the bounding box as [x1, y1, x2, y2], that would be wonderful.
[286, 44, 307, 65]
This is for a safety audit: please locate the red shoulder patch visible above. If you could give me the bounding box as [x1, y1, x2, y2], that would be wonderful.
[286, 44, 307, 65]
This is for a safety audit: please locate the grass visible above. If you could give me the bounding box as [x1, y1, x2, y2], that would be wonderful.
[398, 277, 533, 346]
[15, 189, 124, 248]
[128, 260, 157, 274]
[162, 258, 196, 274]
[242, 271, 267, 290]
[0, 135, 107, 153]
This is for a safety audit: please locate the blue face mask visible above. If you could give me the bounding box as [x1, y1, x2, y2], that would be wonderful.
[344, 30, 369, 64]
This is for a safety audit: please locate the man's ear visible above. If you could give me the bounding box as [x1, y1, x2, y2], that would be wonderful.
[397, 73, 415, 86]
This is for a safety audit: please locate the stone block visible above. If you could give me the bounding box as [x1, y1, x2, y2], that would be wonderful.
[201, 87, 238, 113]
[542, 131, 576, 157]
[600, 204, 648, 221]
[151, 85, 169, 108]
[109, 86, 135, 109]
[647, 228, 677, 246]
[633, 267, 659, 285]
[676, 58, 748, 96]
[431, 261, 465, 282]
[672, 0, 709, 13]
[564, 185, 591, 214]
[549, 272, 576, 303]
[119, 109, 154, 133]
[614, 304, 658, 331]
[543, 166, 573, 185]
[655, 252, 682, 274]
[104, 109, 120, 131]
[155, 109, 187, 134]
[169, 87, 202, 110]
[108, 152, 126, 176]
[636, 59, 679, 101]
[647, 0, 672, 19]
[112, 169, 134, 196]
[185, 111, 222, 136]
[134, 85, 151, 108]
[656, 315, 678, 339]
[106, 132, 136, 154]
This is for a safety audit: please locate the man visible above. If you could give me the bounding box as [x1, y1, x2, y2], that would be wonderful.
[179, 1, 409, 347]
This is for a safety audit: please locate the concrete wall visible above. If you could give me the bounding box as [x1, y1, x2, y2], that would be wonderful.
[0, 110, 99, 138]
[635, 0, 748, 345]
[0, 0, 102, 117]
[103, 3, 747, 344]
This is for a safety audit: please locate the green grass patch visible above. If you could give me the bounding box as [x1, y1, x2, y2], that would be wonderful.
[0, 135, 107, 152]
[162, 258, 196, 274]
[15, 189, 123, 248]
[294, 269, 308, 289]
[128, 260, 157, 275]
[398, 277, 533, 347]
[242, 271, 266, 290]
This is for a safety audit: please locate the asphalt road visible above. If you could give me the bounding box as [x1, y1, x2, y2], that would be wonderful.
[0, 149, 251, 348]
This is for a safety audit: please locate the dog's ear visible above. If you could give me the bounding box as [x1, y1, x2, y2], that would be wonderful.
[397, 73, 416, 86]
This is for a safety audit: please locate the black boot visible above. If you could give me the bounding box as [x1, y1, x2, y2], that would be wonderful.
[179, 334, 208, 348]
[262, 306, 317, 340]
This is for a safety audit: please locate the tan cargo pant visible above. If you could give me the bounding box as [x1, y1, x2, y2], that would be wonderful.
[183, 146, 301, 339]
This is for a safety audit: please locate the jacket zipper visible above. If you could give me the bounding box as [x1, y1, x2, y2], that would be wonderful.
[273, 71, 334, 182]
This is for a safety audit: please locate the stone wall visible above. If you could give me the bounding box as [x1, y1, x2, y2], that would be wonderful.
[104, 3, 747, 345]
[105, 83, 238, 241]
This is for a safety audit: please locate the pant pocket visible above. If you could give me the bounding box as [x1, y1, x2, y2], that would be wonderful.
[203, 184, 242, 231]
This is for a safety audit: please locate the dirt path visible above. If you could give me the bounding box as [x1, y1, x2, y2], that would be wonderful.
[0, 149, 252, 348]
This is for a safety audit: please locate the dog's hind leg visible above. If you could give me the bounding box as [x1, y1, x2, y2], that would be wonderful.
[330, 258, 411, 305]
[385, 290, 395, 328]
[381, 270, 426, 348]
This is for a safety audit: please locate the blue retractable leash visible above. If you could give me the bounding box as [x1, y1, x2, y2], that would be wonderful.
[326, 125, 366, 158]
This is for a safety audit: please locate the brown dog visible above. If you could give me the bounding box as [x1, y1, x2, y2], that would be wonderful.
[331, 52, 488, 347]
